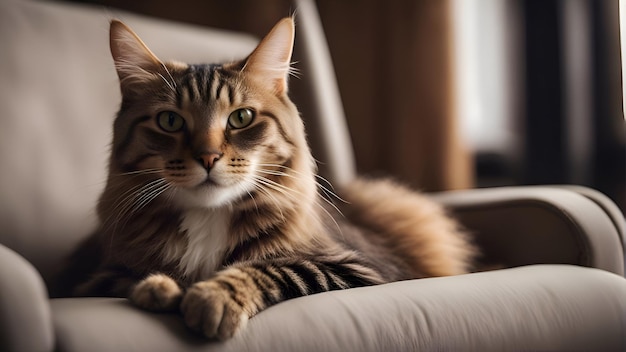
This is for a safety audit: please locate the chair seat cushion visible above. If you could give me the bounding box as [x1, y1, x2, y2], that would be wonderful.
[51, 265, 626, 352]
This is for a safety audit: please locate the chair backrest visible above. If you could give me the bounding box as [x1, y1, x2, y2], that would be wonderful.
[290, 0, 356, 186]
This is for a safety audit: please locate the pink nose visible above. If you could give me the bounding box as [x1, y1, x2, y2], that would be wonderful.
[198, 152, 222, 170]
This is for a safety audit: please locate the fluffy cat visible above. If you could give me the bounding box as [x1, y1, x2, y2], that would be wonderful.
[56, 17, 476, 340]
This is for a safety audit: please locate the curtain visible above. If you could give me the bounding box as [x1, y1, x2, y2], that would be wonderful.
[317, 0, 473, 191]
[522, 0, 625, 212]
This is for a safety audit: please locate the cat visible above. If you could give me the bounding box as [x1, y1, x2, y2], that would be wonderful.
[55, 17, 477, 340]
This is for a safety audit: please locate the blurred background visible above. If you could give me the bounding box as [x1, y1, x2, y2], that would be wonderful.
[65, 0, 626, 214]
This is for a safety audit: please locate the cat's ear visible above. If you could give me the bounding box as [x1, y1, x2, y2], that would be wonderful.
[242, 18, 295, 94]
[109, 20, 163, 88]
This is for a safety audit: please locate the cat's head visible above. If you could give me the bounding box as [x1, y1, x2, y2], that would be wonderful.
[107, 18, 316, 210]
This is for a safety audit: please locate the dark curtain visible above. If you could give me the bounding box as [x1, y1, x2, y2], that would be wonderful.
[522, 0, 625, 212]
[317, 0, 473, 191]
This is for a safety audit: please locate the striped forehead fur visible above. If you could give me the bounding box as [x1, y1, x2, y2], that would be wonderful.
[178, 64, 242, 108]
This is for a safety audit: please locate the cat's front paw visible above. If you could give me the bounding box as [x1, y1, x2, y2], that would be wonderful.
[180, 280, 248, 340]
[130, 273, 183, 312]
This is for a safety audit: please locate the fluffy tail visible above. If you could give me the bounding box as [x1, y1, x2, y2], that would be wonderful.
[338, 177, 477, 278]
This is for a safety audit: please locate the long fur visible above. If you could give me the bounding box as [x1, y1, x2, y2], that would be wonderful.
[54, 18, 477, 340]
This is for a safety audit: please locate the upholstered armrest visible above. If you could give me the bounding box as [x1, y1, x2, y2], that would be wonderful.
[432, 186, 625, 275]
[0, 244, 54, 352]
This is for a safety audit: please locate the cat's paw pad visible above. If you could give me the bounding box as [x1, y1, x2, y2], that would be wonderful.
[130, 273, 183, 312]
[180, 281, 248, 340]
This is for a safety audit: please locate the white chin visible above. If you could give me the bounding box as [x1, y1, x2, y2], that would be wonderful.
[175, 185, 242, 209]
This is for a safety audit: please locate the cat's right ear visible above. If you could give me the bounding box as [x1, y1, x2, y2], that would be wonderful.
[109, 20, 163, 88]
[241, 18, 295, 95]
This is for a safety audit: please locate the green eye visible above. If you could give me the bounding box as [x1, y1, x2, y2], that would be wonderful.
[157, 111, 185, 132]
[228, 108, 255, 129]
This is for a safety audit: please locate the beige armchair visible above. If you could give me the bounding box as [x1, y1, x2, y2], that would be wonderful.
[1, 0, 625, 351]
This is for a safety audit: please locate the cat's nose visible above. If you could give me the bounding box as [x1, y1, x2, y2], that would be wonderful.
[197, 151, 223, 170]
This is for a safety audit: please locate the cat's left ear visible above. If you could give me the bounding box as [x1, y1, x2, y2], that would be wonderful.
[242, 18, 295, 94]
[109, 20, 164, 90]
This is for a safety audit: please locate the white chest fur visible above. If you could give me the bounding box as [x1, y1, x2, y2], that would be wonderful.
[178, 207, 232, 280]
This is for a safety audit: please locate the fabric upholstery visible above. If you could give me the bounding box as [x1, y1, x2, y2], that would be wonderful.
[0, 1, 624, 351]
[289, 0, 357, 186]
[433, 187, 625, 275]
[0, 245, 53, 352]
[51, 266, 626, 352]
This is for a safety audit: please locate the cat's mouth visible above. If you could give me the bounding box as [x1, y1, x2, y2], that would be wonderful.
[199, 176, 220, 188]
[177, 175, 249, 209]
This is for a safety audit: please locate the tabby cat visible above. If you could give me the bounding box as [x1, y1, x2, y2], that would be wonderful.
[57, 18, 476, 340]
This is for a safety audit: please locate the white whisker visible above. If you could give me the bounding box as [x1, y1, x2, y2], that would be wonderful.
[251, 172, 343, 236]
[160, 62, 177, 91]
[246, 190, 260, 215]
[102, 181, 151, 227]
[113, 168, 162, 177]
[254, 163, 346, 236]
[255, 164, 347, 218]
[251, 176, 299, 204]
[256, 163, 347, 203]
[249, 181, 285, 220]
[103, 177, 170, 237]
[157, 72, 176, 92]
[130, 180, 170, 214]
[288, 61, 301, 79]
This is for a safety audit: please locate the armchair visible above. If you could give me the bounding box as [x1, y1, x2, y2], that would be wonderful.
[1, 0, 624, 351]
